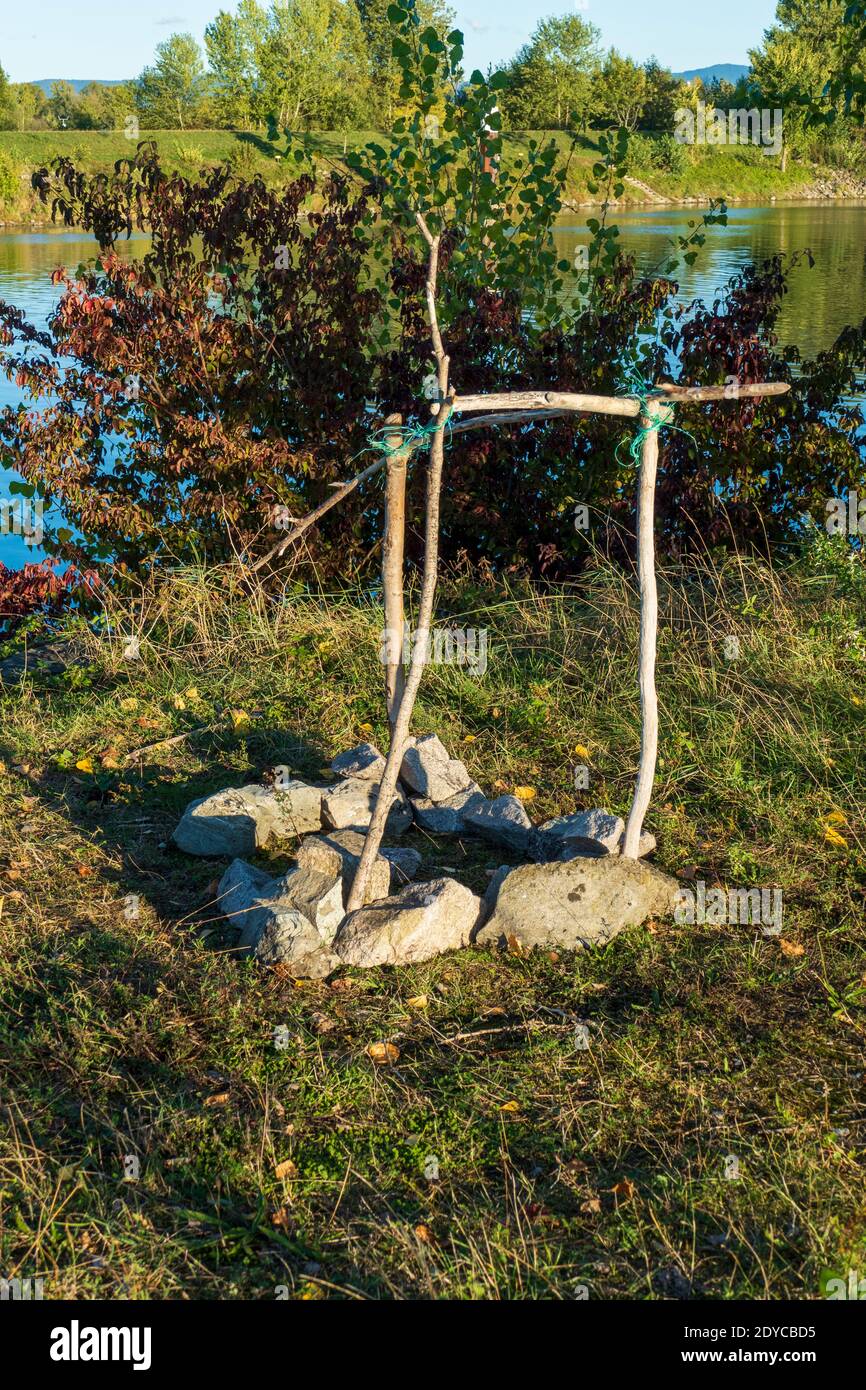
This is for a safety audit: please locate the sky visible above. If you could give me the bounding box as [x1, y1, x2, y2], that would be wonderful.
[2, 0, 780, 84]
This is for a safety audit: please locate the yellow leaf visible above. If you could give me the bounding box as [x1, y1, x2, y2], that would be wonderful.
[274, 1158, 297, 1180]
[358, 722, 374, 734]
[366, 1041, 400, 1064]
[513, 785, 536, 801]
[229, 708, 250, 730]
[462, 734, 477, 744]
[493, 779, 508, 792]
[119, 698, 138, 712]
[852, 696, 863, 707]
[184, 687, 200, 701]
[780, 939, 805, 958]
[75, 756, 94, 773]
[170, 695, 186, 710]
[203, 1091, 230, 1107]
[824, 810, 847, 827]
[574, 744, 591, 759]
[414, 1223, 434, 1244]
[824, 826, 848, 847]
[499, 1099, 520, 1112]
[406, 994, 428, 1010]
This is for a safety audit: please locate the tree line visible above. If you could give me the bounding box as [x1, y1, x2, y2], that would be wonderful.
[0, 0, 863, 166]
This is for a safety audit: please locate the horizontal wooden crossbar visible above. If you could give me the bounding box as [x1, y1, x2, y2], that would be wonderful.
[441, 381, 790, 418]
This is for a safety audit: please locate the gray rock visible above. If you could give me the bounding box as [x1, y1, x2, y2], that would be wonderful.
[335, 876, 482, 967]
[462, 794, 533, 854]
[330, 742, 386, 781]
[216, 858, 340, 977]
[173, 784, 281, 857]
[399, 733, 473, 803]
[531, 809, 625, 861]
[480, 865, 513, 925]
[321, 776, 412, 835]
[474, 856, 679, 952]
[381, 845, 423, 888]
[271, 778, 324, 836]
[410, 783, 485, 834]
[297, 829, 391, 906]
[616, 829, 657, 858]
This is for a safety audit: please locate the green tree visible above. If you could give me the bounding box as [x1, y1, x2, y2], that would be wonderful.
[135, 33, 211, 129]
[205, 0, 270, 127]
[46, 80, 80, 130]
[640, 58, 689, 132]
[592, 49, 647, 131]
[503, 12, 600, 131]
[354, 0, 453, 124]
[258, 0, 371, 130]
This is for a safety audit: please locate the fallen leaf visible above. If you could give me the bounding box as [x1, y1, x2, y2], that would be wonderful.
[366, 1041, 399, 1064]
[75, 756, 94, 773]
[170, 695, 187, 711]
[274, 1159, 298, 1180]
[462, 734, 477, 744]
[406, 994, 428, 1009]
[513, 785, 536, 801]
[76, 865, 94, 878]
[229, 708, 250, 730]
[119, 698, 138, 712]
[611, 1177, 636, 1202]
[580, 1195, 602, 1214]
[184, 687, 200, 701]
[780, 939, 805, 958]
[824, 826, 848, 848]
[499, 1099, 520, 1113]
[493, 778, 508, 792]
[574, 744, 591, 759]
[358, 722, 374, 734]
[824, 810, 847, 827]
[414, 1223, 434, 1244]
[203, 1091, 230, 1107]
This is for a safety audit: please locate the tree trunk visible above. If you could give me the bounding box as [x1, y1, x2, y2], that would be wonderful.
[382, 413, 408, 735]
[622, 403, 660, 858]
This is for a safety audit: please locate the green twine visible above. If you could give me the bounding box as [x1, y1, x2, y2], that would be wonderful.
[614, 367, 696, 469]
[364, 414, 453, 461]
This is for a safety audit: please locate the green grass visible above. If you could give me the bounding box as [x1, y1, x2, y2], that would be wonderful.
[1, 546, 865, 1299]
[0, 126, 839, 224]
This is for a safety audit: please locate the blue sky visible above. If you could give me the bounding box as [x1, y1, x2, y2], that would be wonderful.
[3, 0, 779, 83]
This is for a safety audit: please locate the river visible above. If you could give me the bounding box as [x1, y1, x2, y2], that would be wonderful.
[1, 201, 865, 566]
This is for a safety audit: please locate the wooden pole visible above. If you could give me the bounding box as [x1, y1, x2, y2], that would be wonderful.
[381, 412, 407, 735]
[346, 223, 450, 915]
[622, 401, 661, 859]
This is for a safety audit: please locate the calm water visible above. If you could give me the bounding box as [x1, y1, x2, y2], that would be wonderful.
[1, 203, 865, 566]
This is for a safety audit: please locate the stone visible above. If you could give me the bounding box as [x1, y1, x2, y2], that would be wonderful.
[462, 794, 533, 854]
[410, 784, 485, 834]
[381, 845, 422, 888]
[321, 776, 412, 835]
[330, 742, 386, 781]
[474, 856, 679, 953]
[616, 829, 656, 858]
[271, 778, 324, 836]
[173, 780, 324, 856]
[480, 865, 513, 925]
[399, 733, 473, 803]
[531, 809, 625, 861]
[173, 785, 280, 857]
[335, 877, 482, 967]
[216, 858, 340, 977]
[297, 829, 391, 906]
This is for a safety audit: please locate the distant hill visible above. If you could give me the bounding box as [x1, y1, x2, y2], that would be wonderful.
[33, 79, 127, 95]
[673, 64, 750, 86]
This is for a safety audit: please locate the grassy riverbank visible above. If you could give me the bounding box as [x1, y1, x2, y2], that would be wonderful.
[0, 127, 855, 226]
[1, 546, 864, 1298]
